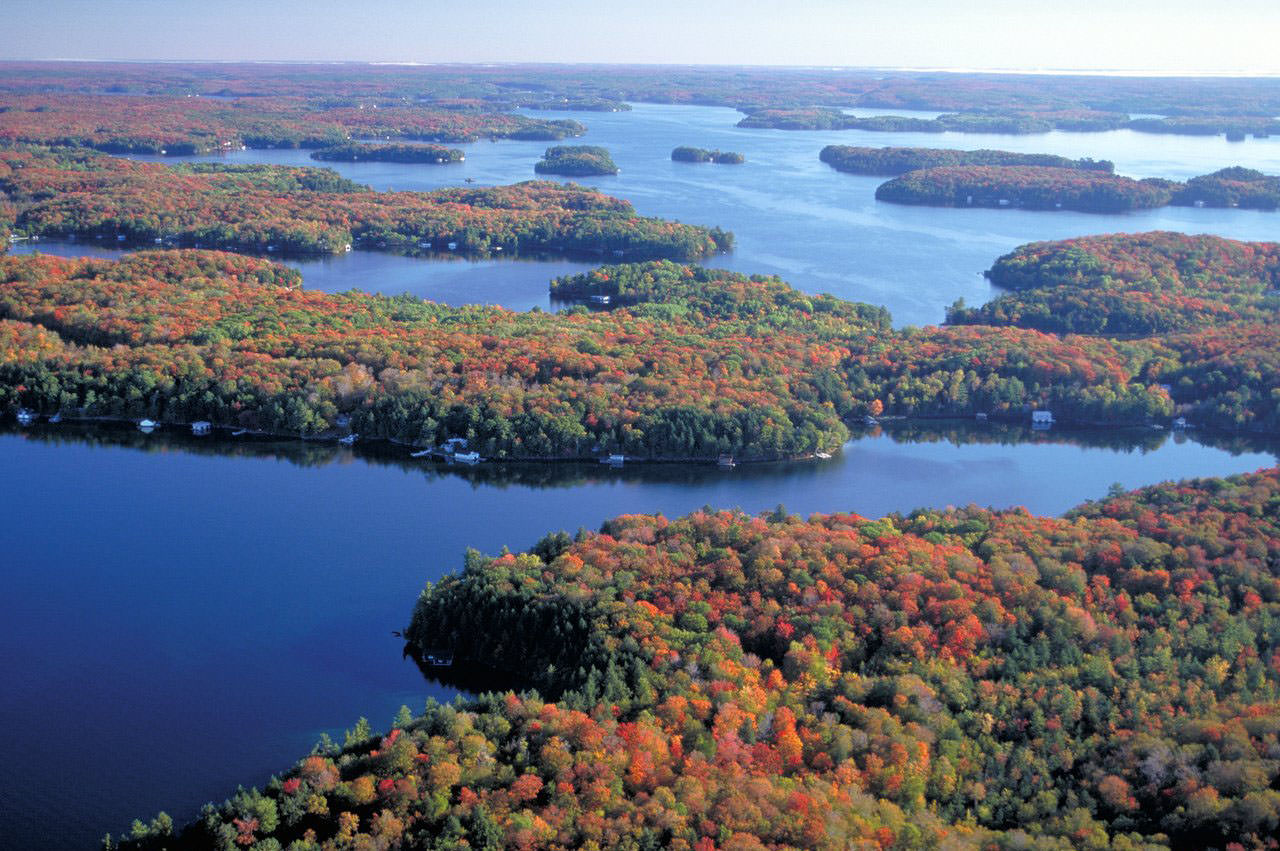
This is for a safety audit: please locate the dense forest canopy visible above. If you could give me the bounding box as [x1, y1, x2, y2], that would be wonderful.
[5, 238, 1280, 460]
[113, 467, 1280, 850]
[0, 146, 728, 259]
[820, 145, 1114, 176]
[1172, 168, 1280, 211]
[949, 232, 1280, 335]
[860, 159, 1279, 214]
[671, 147, 745, 164]
[874, 166, 1177, 213]
[310, 142, 466, 164]
[0, 93, 585, 155]
[534, 146, 620, 177]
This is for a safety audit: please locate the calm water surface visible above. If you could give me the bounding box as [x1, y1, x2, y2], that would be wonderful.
[110, 102, 1280, 326]
[6, 103, 1280, 848]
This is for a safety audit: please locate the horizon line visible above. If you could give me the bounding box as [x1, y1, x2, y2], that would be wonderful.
[3, 57, 1280, 80]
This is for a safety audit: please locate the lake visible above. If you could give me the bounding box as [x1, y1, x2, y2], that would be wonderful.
[99, 102, 1280, 327]
[5, 102, 1280, 848]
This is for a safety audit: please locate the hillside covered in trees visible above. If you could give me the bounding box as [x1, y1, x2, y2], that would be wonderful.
[0, 146, 727, 259]
[1172, 168, 1280, 211]
[949, 232, 1280, 335]
[112, 467, 1280, 850]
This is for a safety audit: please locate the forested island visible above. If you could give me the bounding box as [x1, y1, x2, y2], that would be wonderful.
[874, 165, 1175, 212]
[819, 145, 1113, 176]
[5, 234, 1280, 462]
[671, 146, 745, 164]
[0, 146, 726, 259]
[534, 145, 620, 176]
[870, 162, 1280, 213]
[310, 142, 465, 164]
[110, 467, 1280, 850]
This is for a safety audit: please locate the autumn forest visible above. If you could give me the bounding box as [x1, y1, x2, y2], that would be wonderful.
[2, 60, 1280, 851]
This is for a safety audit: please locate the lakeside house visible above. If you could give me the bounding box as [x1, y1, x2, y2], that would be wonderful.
[1031, 410, 1054, 429]
[191, 421, 212, 436]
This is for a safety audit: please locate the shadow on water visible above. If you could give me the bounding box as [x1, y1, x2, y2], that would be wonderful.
[5, 418, 1276, 490]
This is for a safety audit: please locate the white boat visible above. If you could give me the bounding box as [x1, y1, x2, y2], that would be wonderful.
[453, 450, 481, 463]
[338, 434, 358, 446]
[410, 448, 434, 458]
[15, 409, 36, 426]
[815, 451, 832, 460]
[138, 419, 158, 433]
[231, 428, 249, 436]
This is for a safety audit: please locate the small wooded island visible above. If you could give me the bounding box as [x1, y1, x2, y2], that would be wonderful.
[671, 146, 745, 164]
[836, 149, 1280, 213]
[533, 144, 620, 176]
[310, 142, 465, 164]
[820, 145, 1113, 175]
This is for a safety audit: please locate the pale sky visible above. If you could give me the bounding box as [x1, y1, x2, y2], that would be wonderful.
[5, 0, 1280, 75]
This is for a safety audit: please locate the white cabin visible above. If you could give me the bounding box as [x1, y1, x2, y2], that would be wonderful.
[191, 421, 212, 436]
[442, 437, 469, 452]
[1031, 410, 1054, 428]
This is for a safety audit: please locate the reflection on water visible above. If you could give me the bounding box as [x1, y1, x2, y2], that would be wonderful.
[5, 101, 1280, 849]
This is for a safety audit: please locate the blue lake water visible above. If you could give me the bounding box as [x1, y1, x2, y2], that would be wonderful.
[108, 102, 1280, 327]
[5, 102, 1280, 848]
